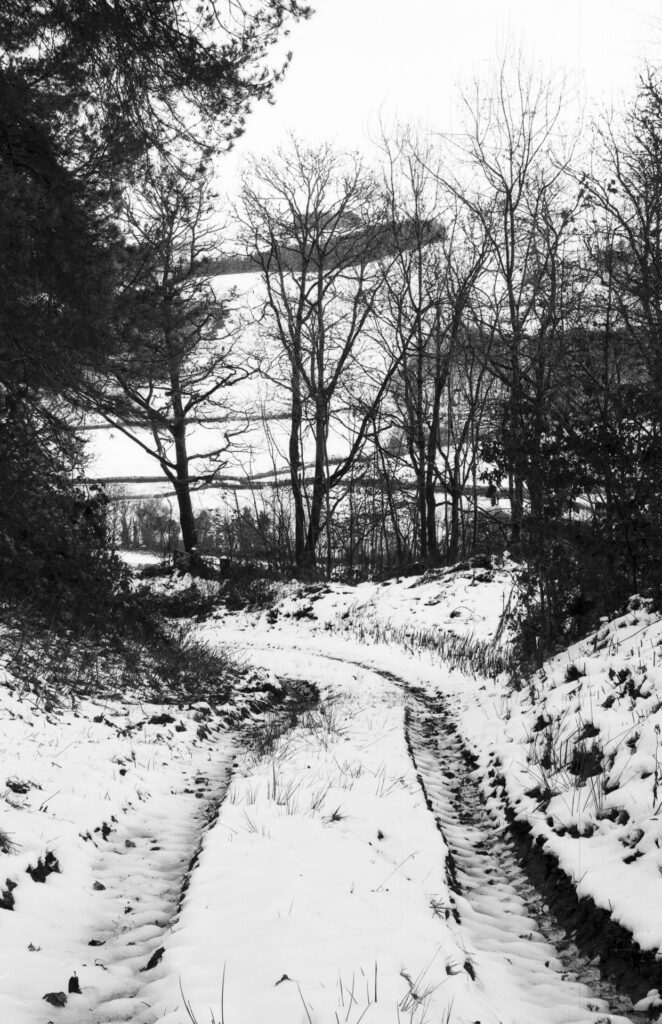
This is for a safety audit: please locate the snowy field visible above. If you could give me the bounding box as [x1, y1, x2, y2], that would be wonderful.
[2, 562, 661, 1022]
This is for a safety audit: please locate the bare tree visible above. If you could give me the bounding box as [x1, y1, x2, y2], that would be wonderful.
[240, 140, 400, 572]
[378, 129, 487, 562]
[584, 70, 662, 393]
[439, 57, 583, 549]
[93, 158, 252, 557]
[561, 69, 662, 598]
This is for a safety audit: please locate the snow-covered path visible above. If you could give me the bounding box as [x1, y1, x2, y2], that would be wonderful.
[3, 616, 648, 1023]
[162, 623, 640, 1024]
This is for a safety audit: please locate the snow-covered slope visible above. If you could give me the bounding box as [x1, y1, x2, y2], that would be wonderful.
[452, 596, 662, 955]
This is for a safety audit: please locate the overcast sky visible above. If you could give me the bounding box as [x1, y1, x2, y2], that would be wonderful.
[222, 0, 662, 181]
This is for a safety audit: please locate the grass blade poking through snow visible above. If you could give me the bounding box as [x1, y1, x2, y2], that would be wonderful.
[180, 964, 226, 1024]
[341, 607, 515, 679]
[298, 982, 314, 1024]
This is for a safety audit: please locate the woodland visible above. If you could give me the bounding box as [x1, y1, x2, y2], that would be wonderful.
[3, 0, 662, 664]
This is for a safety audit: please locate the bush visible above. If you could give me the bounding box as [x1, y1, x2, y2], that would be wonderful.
[139, 579, 221, 620]
[0, 400, 129, 632]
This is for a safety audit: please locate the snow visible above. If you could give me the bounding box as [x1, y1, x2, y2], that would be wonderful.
[140, 639, 622, 1024]
[0, 637, 265, 1023]
[421, 598, 662, 956]
[238, 558, 516, 645]
[194, 560, 662, 992]
[116, 549, 164, 567]
[237, 569, 662, 959]
[2, 560, 659, 1022]
[150, 658, 469, 1024]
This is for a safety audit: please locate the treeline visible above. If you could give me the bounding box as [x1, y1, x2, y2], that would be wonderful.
[3, 5, 662, 661]
[229, 64, 662, 656]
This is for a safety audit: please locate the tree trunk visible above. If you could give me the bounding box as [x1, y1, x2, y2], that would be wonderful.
[448, 486, 461, 563]
[509, 472, 524, 545]
[289, 360, 306, 569]
[303, 396, 329, 570]
[376, 432, 404, 566]
[173, 478, 197, 553]
[168, 363, 198, 556]
[424, 478, 438, 561]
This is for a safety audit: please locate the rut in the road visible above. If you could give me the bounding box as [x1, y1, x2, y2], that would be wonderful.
[405, 688, 643, 1024]
[60, 752, 235, 1024]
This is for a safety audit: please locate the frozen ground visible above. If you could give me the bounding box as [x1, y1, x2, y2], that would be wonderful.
[0, 678, 234, 1024]
[1, 561, 660, 1022]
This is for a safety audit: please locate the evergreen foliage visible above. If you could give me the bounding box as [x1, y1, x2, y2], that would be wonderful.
[0, 0, 308, 626]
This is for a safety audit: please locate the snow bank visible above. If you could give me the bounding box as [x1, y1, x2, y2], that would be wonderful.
[449, 597, 662, 955]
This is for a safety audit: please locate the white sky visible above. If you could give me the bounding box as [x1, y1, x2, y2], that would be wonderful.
[221, 0, 662, 184]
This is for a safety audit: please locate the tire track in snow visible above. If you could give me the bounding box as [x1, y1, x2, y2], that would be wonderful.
[405, 688, 643, 1024]
[59, 750, 235, 1024]
[194, 629, 648, 1023]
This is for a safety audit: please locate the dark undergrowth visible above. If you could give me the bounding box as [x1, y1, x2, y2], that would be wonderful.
[136, 557, 282, 618]
[0, 553, 248, 711]
[241, 677, 320, 757]
[1, 606, 243, 711]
